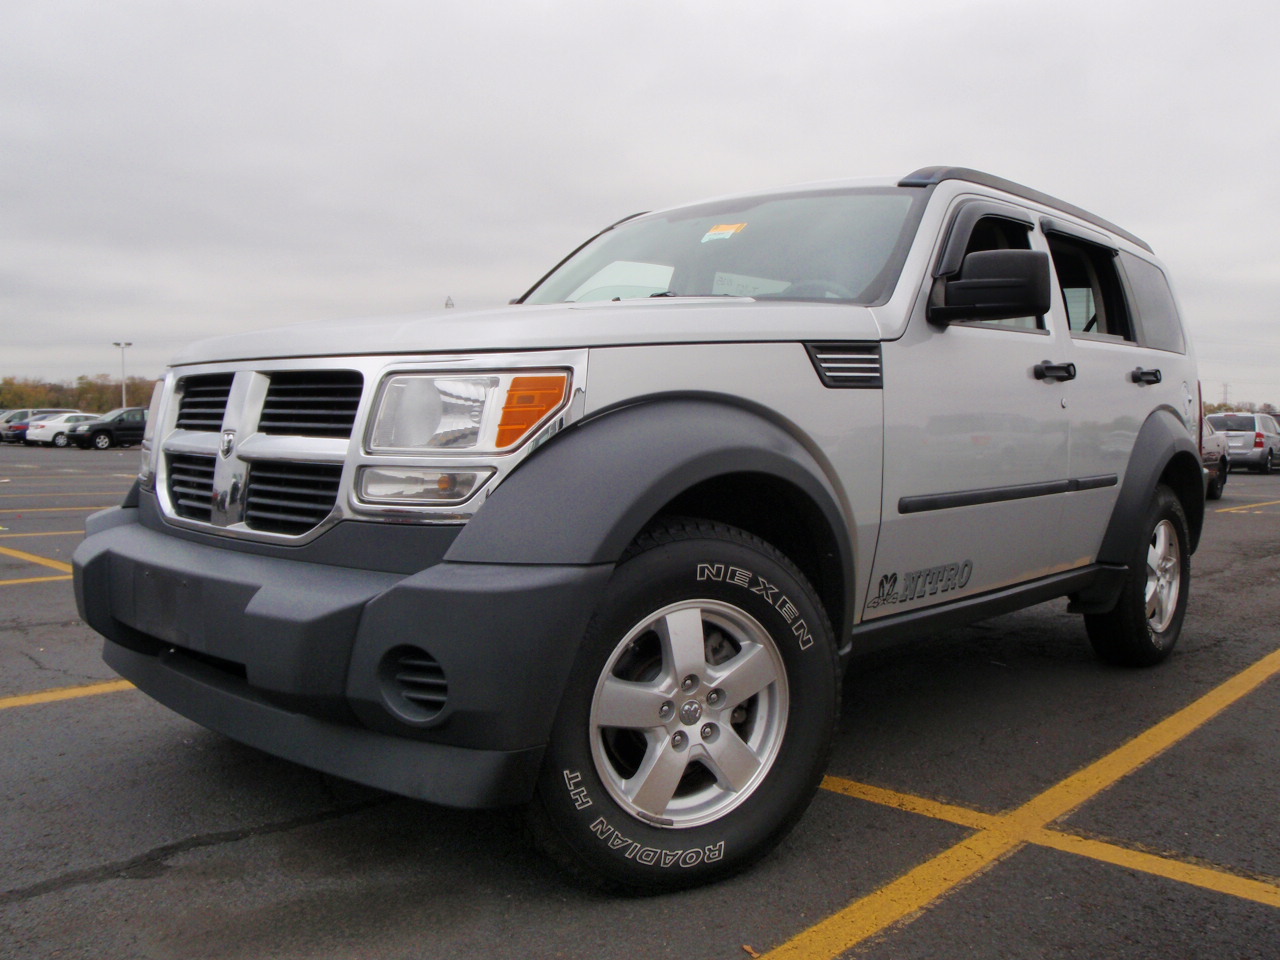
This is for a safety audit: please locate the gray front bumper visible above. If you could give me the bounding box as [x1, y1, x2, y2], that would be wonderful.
[74, 506, 612, 807]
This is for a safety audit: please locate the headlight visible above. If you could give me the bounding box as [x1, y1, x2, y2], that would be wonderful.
[137, 380, 164, 487]
[367, 371, 569, 454]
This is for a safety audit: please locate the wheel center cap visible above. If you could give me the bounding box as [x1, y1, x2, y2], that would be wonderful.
[679, 700, 703, 725]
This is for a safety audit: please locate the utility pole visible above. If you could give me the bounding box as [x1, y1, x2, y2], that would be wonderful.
[112, 342, 132, 407]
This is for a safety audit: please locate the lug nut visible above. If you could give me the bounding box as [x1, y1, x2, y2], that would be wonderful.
[671, 731, 688, 750]
[659, 700, 675, 721]
[681, 674, 700, 693]
[706, 688, 724, 707]
[700, 723, 717, 741]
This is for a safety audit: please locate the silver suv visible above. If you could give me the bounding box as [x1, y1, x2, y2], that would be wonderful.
[75, 167, 1203, 892]
[1207, 412, 1280, 474]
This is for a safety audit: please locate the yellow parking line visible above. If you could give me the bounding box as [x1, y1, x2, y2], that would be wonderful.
[0, 544, 73, 573]
[0, 505, 112, 514]
[1217, 499, 1280, 513]
[1032, 829, 1280, 908]
[0, 575, 73, 586]
[0, 679, 134, 710]
[0, 530, 83, 538]
[770, 647, 1280, 958]
[0, 491, 128, 499]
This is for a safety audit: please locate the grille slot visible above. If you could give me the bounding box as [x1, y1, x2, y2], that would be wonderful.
[259, 370, 363, 438]
[243, 461, 343, 535]
[176, 374, 234, 430]
[168, 454, 217, 522]
[805, 342, 883, 389]
[380, 645, 448, 721]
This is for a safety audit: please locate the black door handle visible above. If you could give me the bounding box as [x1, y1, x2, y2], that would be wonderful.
[1034, 360, 1077, 382]
[1130, 367, 1162, 385]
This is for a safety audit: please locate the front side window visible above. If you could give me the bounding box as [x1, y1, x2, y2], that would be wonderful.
[955, 215, 1038, 330]
[522, 188, 926, 306]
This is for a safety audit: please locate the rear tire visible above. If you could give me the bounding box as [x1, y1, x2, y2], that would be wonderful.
[1084, 485, 1189, 667]
[52, 432, 68, 448]
[1205, 458, 1226, 500]
[528, 518, 838, 892]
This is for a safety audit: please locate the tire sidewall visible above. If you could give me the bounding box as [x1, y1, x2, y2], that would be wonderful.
[535, 527, 837, 890]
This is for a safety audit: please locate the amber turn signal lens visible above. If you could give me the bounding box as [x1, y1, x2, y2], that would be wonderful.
[496, 375, 568, 448]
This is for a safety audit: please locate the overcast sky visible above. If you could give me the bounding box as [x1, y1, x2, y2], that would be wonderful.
[3, 0, 1277, 405]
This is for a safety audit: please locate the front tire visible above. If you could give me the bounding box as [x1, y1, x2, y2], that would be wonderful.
[529, 518, 838, 892]
[91, 432, 113, 450]
[1084, 485, 1190, 667]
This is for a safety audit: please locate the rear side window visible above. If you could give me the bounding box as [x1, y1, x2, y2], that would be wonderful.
[1120, 253, 1186, 353]
[1048, 235, 1134, 341]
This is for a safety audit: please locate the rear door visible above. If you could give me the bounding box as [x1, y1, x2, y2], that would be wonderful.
[118, 408, 147, 444]
[1045, 222, 1197, 562]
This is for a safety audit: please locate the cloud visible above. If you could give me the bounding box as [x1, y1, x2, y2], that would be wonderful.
[1, 0, 1277, 400]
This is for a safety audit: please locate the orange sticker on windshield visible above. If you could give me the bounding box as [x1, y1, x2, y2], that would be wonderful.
[701, 222, 747, 243]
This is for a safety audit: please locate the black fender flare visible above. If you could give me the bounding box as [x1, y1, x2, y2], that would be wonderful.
[446, 396, 853, 597]
[1073, 408, 1203, 611]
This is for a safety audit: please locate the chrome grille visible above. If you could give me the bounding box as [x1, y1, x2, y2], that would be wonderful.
[176, 374, 234, 430]
[167, 454, 217, 522]
[244, 461, 344, 535]
[260, 370, 363, 438]
[805, 342, 883, 389]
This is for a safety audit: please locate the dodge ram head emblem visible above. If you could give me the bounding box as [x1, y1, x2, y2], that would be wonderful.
[220, 430, 236, 459]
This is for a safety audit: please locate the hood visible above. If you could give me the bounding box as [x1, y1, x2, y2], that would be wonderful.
[169, 299, 886, 366]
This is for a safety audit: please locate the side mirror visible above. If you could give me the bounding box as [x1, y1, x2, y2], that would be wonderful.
[928, 249, 1051, 324]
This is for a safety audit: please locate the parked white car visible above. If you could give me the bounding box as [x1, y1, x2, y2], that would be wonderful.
[24, 412, 99, 447]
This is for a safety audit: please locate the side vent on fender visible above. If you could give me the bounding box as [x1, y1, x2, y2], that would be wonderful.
[805, 343, 883, 389]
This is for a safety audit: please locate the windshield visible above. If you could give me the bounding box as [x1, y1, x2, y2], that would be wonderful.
[522, 187, 925, 306]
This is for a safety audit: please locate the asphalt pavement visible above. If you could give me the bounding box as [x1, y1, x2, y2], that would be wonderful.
[1, 443, 1277, 959]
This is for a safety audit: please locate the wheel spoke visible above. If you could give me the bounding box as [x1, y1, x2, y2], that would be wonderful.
[595, 676, 665, 730]
[625, 737, 689, 816]
[712, 643, 776, 707]
[703, 729, 763, 792]
[655, 606, 708, 680]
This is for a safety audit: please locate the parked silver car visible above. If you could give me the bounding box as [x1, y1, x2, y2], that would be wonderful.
[1207, 412, 1280, 474]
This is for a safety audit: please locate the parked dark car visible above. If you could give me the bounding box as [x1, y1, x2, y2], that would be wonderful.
[1207, 412, 1280, 474]
[68, 407, 149, 449]
[0, 408, 78, 443]
[1201, 418, 1230, 500]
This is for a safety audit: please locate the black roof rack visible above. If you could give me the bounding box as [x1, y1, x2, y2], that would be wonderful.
[899, 166, 1151, 252]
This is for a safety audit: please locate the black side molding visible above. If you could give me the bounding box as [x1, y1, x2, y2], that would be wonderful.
[899, 475, 1117, 515]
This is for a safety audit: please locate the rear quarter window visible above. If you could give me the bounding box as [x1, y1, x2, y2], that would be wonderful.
[1120, 253, 1186, 353]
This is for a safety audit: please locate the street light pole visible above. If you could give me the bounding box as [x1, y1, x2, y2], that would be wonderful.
[112, 342, 132, 407]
